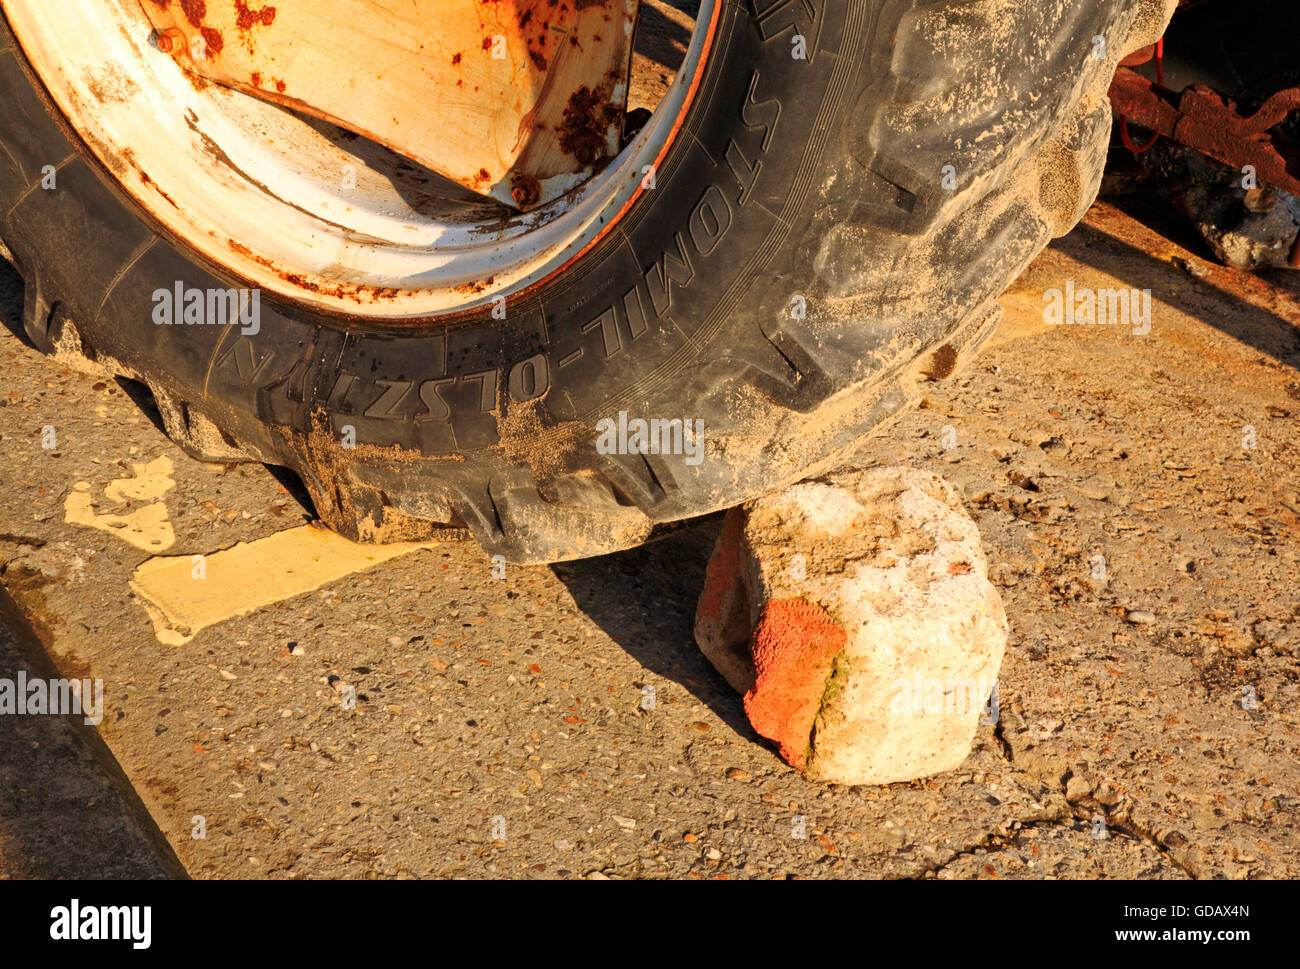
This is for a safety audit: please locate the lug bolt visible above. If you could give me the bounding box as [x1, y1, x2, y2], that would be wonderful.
[155, 27, 185, 54]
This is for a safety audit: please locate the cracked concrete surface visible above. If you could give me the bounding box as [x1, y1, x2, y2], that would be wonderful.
[0, 193, 1296, 879]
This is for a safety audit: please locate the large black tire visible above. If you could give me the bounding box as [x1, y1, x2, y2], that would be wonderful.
[0, 0, 1175, 562]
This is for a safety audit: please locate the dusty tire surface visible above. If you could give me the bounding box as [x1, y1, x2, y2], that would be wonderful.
[0, 0, 1176, 562]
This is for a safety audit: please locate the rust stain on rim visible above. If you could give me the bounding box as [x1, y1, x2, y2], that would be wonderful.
[494, 0, 723, 320]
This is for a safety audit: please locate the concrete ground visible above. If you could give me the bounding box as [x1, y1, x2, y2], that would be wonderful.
[1, 191, 1295, 880]
[0, 586, 181, 879]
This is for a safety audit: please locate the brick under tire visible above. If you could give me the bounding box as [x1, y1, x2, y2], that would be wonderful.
[0, 0, 1177, 563]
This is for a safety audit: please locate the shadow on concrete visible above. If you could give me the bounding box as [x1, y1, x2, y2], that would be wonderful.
[0, 584, 186, 879]
[1057, 195, 1300, 371]
[552, 516, 764, 743]
[634, 1, 696, 72]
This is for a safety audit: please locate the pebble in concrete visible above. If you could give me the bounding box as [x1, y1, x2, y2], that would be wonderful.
[695, 466, 1009, 785]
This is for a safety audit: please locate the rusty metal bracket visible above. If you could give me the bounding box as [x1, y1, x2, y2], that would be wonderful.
[1108, 67, 1300, 197]
[137, 0, 639, 211]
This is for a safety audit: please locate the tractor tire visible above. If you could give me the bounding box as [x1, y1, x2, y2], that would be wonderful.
[0, 0, 1177, 563]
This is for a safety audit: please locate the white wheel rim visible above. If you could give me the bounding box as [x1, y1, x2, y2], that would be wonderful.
[3, 0, 718, 320]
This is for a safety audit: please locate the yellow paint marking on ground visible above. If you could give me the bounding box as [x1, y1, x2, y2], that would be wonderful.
[130, 525, 439, 645]
[64, 456, 177, 552]
[104, 456, 176, 503]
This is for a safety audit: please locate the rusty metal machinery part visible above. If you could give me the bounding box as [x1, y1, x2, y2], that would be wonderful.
[138, 0, 640, 211]
[1109, 70, 1300, 199]
[1107, 0, 1300, 266]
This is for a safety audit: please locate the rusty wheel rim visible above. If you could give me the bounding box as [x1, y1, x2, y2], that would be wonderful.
[2, 0, 719, 320]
